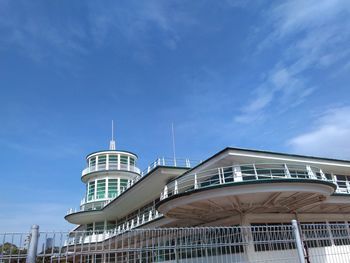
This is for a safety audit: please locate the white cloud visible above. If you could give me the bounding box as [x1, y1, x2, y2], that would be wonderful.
[235, 0, 350, 123]
[288, 106, 350, 159]
[235, 66, 313, 123]
[0, 1, 196, 65]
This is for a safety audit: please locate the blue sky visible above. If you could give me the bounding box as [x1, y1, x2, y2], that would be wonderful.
[1, 0, 350, 232]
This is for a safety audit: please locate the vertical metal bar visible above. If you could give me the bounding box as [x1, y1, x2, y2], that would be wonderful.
[292, 220, 305, 263]
[26, 225, 39, 263]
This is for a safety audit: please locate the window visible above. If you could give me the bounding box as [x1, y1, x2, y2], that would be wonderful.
[89, 157, 96, 168]
[86, 223, 93, 233]
[120, 155, 128, 170]
[336, 175, 347, 189]
[109, 155, 118, 169]
[96, 179, 106, 199]
[130, 157, 135, 166]
[223, 167, 234, 183]
[241, 165, 256, 181]
[108, 179, 118, 198]
[106, 221, 115, 230]
[98, 155, 106, 169]
[87, 181, 95, 201]
[95, 222, 105, 232]
[120, 155, 128, 165]
[120, 178, 128, 192]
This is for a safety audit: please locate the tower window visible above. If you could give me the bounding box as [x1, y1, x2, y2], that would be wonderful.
[108, 179, 118, 198]
[87, 181, 95, 201]
[109, 155, 118, 169]
[98, 155, 107, 169]
[96, 179, 106, 199]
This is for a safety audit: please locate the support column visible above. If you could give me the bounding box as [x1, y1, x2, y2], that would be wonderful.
[240, 214, 255, 262]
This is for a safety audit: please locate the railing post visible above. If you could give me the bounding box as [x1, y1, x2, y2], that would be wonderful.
[233, 165, 242, 182]
[292, 220, 305, 263]
[163, 185, 168, 199]
[194, 173, 198, 189]
[284, 164, 291, 178]
[218, 168, 222, 184]
[306, 165, 316, 179]
[253, 164, 258, 180]
[26, 225, 39, 263]
[319, 169, 327, 180]
[174, 180, 178, 194]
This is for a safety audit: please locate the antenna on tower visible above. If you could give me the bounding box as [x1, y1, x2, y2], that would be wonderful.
[171, 122, 177, 166]
[109, 120, 116, 150]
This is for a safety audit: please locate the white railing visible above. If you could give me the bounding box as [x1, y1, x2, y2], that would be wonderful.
[160, 163, 349, 201]
[65, 208, 163, 245]
[82, 165, 141, 177]
[6, 222, 350, 262]
[141, 157, 201, 176]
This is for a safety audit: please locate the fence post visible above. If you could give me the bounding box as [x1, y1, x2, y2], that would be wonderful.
[292, 220, 305, 263]
[26, 225, 39, 263]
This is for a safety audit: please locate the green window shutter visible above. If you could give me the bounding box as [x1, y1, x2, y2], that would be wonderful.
[120, 155, 128, 164]
[120, 178, 128, 191]
[109, 155, 118, 169]
[96, 179, 106, 199]
[108, 179, 118, 198]
[88, 181, 95, 201]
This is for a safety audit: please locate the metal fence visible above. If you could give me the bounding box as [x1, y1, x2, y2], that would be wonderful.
[2, 221, 350, 263]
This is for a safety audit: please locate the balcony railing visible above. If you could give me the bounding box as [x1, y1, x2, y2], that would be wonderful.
[82, 164, 141, 177]
[141, 157, 201, 176]
[160, 163, 349, 201]
[65, 207, 163, 245]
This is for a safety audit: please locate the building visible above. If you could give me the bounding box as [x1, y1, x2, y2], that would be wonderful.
[64, 137, 350, 261]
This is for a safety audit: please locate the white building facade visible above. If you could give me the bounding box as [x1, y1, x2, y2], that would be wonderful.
[65, 144, 350, 262]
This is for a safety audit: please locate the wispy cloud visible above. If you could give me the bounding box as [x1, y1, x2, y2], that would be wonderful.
[0, 0, 88, 66]
[0, 1, 197, 65]
[288, 106, 350, 159]
[235, 66, 314, 123]
[235, 0, 350, 123]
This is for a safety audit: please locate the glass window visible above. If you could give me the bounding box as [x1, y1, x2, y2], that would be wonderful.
[98, 155, 107, 169]
[86, 223, 93, 232]
[108, 179, 118, 198]
[89, 157, 96, 168]
[241, 165, 256, 181]
[106, 221, 115, 230]
[109, 155, 118, 169]
[96, 179, 106, 199]
[120, 178, 128, 192]
[88, 181, 95, 201]
[95, 222, 105, 232]
[130, 157, 135, 166]
[120, 155, 128, 164]
[337, 175, 347, 188]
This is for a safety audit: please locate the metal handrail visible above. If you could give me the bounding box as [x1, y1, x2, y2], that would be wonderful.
[160, 163, 346, 200]
[141, 157, 201, 176]
[82, 164, 141, 176]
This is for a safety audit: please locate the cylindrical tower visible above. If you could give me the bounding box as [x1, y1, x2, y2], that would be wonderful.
[80, 148, 140, 211]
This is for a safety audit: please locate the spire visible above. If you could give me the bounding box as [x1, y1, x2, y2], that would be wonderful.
[109, 120, 116, 150]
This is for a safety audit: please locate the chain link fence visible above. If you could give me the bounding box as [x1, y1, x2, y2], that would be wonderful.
[1, 220, 350, 263]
